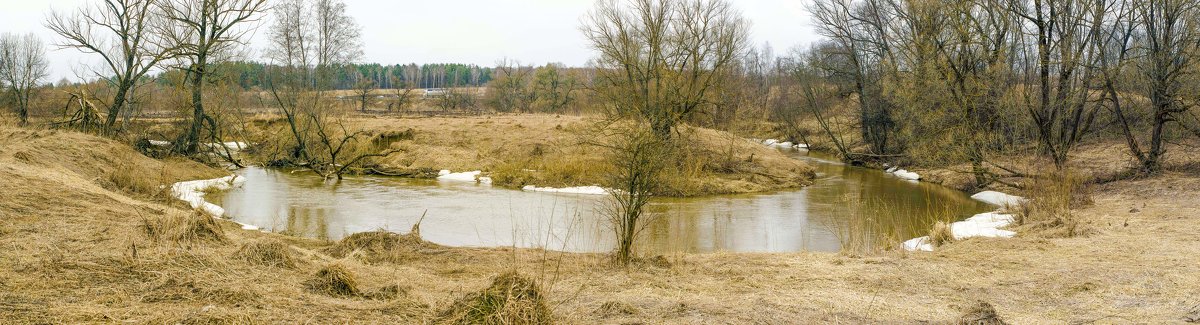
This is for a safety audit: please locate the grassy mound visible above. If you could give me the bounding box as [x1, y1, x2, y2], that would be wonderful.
[304, 264, 361, 297]
[436, 272, 553, 325]
[233, 239, 297, 268]
[323, 230, 432, 264]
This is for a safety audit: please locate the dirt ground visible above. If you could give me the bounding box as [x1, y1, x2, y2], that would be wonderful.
[1, 125, 1199, 324]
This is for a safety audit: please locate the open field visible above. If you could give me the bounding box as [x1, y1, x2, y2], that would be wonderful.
[2, 123, 1199, 323]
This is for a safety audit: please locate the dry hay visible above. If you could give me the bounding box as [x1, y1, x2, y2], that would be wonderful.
[436, 271, 553, 325]
[929, 221, 955, 247]
[303, 263, 361, 297]
[594, 301, 639, 318]
[323, 230, 432, 264]
[232, 238, 297, 268]
[142, 211, 226, 244]
[956, 301, 1008, 325]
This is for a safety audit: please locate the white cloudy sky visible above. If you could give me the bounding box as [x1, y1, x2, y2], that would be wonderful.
[0, 0, 819, 80]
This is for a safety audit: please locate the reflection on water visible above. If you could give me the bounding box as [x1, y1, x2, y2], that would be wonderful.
[212, 150, 993, 253]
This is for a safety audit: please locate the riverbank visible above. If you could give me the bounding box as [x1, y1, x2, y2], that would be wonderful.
[247, 114, 815, 197]
[2, 126, 1199, 323]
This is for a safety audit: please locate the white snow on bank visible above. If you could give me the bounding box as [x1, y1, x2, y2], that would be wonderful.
[902, 236, 934, 252]
[170, 175, 260, 231]
[903, 192, 1024, 252]
[521, 185, 609, 195]
[971, 191, 1027, 207]
[762, 138, 810, 150]
[172, 175, 244, 217]
[891, 169, 921, 181]
[146, 141, 250, 152]
[437, 170, 483, 182]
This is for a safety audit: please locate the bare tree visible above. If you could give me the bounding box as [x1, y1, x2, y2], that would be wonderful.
[388, 75, 417, 113]
[46, 0, 174, 133]
[583, 0, 750, 139]
[1128, 0, 1200, 172]
[352, 74, 375, 112]
[157, 0, 267, 154]
[0, 33, 50, 126]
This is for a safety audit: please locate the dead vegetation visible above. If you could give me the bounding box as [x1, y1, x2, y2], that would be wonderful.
[141, 211, 227, 244]
[232, 238, 297, 268]
[2, 125, 1200, 323]
[304, 264, 362, 297]
[436, 272, 553, 325]
[279, 115, 813, 196]
[323, 230, 437, 264]
[955, 301, 1008, 325]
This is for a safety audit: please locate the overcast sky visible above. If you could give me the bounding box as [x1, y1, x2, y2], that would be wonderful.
[0, 0, 820, 81]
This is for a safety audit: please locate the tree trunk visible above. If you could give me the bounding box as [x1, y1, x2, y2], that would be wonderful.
[105, 85, 131, 133]
[185, 62, 206, 154]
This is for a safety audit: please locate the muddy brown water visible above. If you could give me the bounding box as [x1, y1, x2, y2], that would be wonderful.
[212, 150, 994, 253]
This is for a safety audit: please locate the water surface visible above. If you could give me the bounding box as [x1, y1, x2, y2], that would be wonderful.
[213, 150, 993, 253]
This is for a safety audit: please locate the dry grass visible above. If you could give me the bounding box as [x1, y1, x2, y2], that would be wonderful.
[929, 221, 955, 247]
[2, 124, 1200, 323]
[233, 238, 297, 268]
[435, 271, 553, 325]
[323, 230, 437, 264]
[1014, 171, 1093, 238]
[956, 301, 1008, 324]
[304, 263, 362, 297]
[142, 211, 227, 244]
[250, 114, 814, 196]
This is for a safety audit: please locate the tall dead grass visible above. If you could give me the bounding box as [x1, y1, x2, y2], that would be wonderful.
[1016, 171, 1093, 237]
[141, 211, 227, 244]
[832, 198, 962, 254]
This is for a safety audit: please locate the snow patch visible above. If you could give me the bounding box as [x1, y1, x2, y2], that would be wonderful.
[521, 185, 609, 195]
[171, 175, 245, 217]
[891, 169, 921, 181]
[902, 211, 1019, 252]
[902, 236, 934, 252]
[970, 191, 1027, 207]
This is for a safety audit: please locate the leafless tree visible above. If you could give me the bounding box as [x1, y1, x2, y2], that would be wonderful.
[1127, 0, 1200, 172]
[352, 75, 375, 112]
[157, 0, 267, 154]
[46, 0, 175, 133]
[583, 0, 750, 139]
[0, 33, 50, 126]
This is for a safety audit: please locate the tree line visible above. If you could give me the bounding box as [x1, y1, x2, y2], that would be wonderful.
[155, 62, 494, 91]
[767, 0, 1200, 186]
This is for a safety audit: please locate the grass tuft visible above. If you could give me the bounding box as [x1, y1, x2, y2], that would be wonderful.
[956, 300, 1008, 325]
[929, 221, 955, 247]
[142, 211, 226, 244]
[233, 239, 297, 268]
[435, 271, 553, 325]
[323, 230, 432, 264]
[304, 263, 361, 297]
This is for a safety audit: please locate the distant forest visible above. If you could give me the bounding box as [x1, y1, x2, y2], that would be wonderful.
[156, 62, 494, 90]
